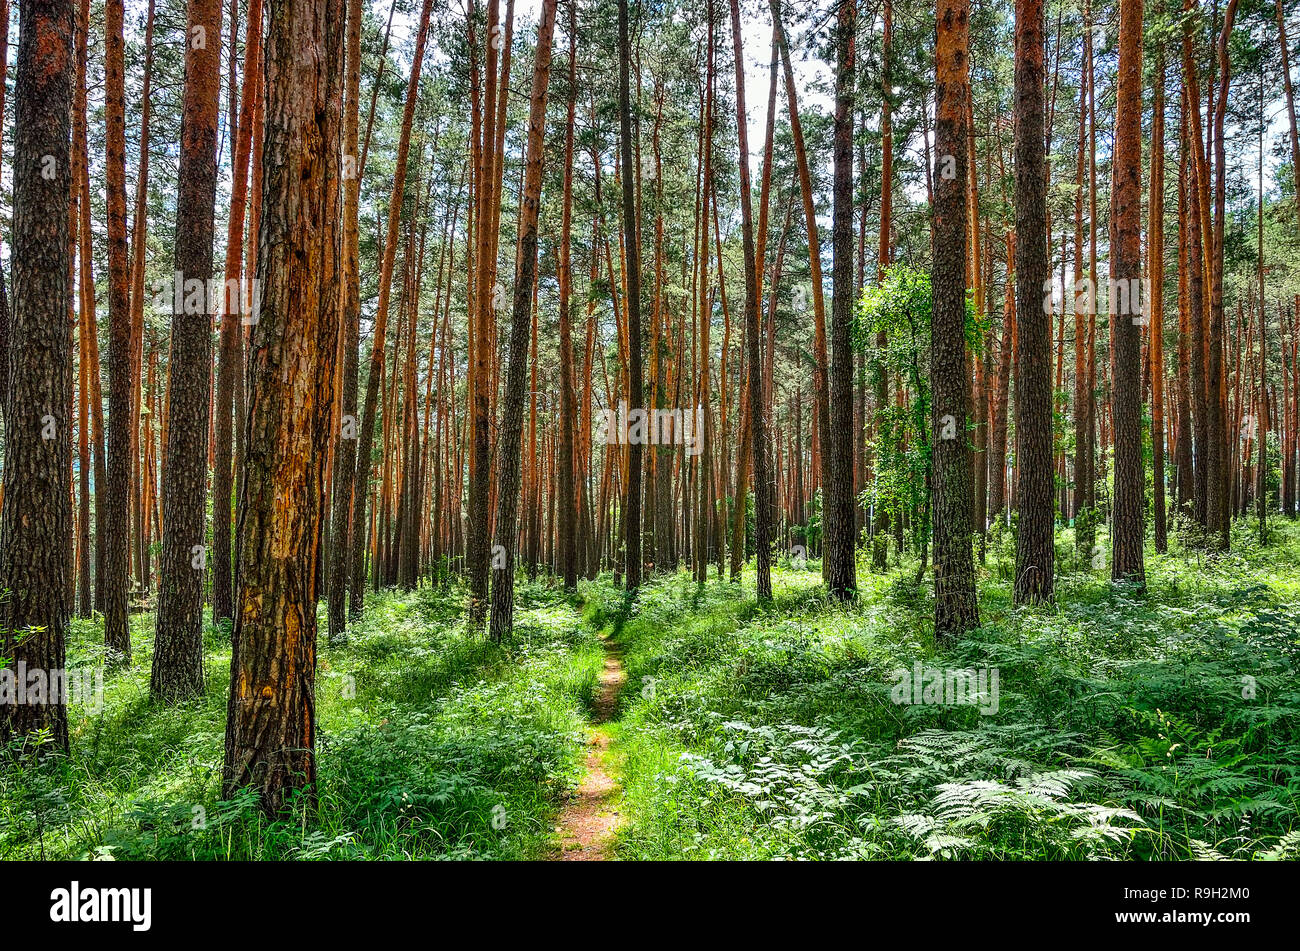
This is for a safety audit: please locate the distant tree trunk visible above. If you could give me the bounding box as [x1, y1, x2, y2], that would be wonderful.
[1175, 128, 1195, 517]
[728, 0, 772, 600]
[1149, 50, 1167, 552]
[1072, 19, 1093, 546]
[78, 38, 109, 614]
[328, 0, 363, 642]
[128, 0, 156, 596]
[102, 0, 133, 664]
[213, 0, 262, 626]
[989, 231, 1015, 524]
[1109, 0, 1145, 585]
[872, 0, 894, 570]
[1182, 23, 1210, 530]
[1278, 0, 1300, 523]
[152, 0, 224, 701]
[72, 0, 92, 618]
[932, 0, 979, 637]
[825, 0, 857, 601]
[466, 0, 506, 620]
[1256, 81, 1268, 545]
[348, 0, 434, 620]
[0, 0, 75, 751]
[223, 0, 343, 814]
[394, 173, 427, 591]
[556, 10, 578, 591]
[1206, 0, 1241, 550]
[772, 0, 832, 579]
[489, 0, 558, 640]
[692, 24, 715, 587]
[617, 0, 643, 591]
[0, 0, 8, 422]
[1013, 0, 1054, 604]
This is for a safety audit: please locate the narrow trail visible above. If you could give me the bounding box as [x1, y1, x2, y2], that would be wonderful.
[551, 633, 626, 860]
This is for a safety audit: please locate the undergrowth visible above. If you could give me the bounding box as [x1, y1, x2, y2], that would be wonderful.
[606, 521, 1300, 860]
[6, 519, 1298, 862]
[0, 579, 603, 859]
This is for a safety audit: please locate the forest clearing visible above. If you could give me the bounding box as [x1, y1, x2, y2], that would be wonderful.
[0, 0, 1298, 898]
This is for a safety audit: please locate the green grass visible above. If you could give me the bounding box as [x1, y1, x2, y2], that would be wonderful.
[0, 578, 604, 860]
[607, 521, 1300, 860]
[5, 519, 1299, 861]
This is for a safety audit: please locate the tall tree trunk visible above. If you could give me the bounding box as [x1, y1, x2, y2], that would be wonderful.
[825, 0, 858, 601]
[1109, 0, 1145, 585]
[489, 0, 558, 639]
[617, 0, 644, 591]
[1182, 38, 1210, 530]
[932, 0, 979, 636]
[223, 0, 343, 814]
[1256, 80, 1268, 545]
[102, 0, 133, 664]
[213, 0, 262, 626]
[128, 0, 156, 596]
[772, 0, 832, 580]
[72, 0, 92, 618]
[1175, 127, 1195, 517]
[0, 0, 75, 750]
[556, 9, 579, 591]
[348, 0, 434, 620]
[152, 0, 225, 700]
[873, 0, 894, 569]
[328, 0, 363, 642]
[1072, 16, 1093, 546]
[728, 0, 772, 600]
[1013, 0, 1054, 603]
[1206, 0, 1241, 549]
[1150, 50, 1167, 553]
[0, 0, 9, 425]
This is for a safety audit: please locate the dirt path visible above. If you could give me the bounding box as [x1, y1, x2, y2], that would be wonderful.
[551, 635, 625, 860]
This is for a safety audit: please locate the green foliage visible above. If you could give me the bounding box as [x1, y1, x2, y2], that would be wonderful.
[7, 522, 1300, 862]
[609, 524, 1300, 860]
[854, 265, 985, 555]
[855, 265, 935, 553]
[0, 586, 604, 860]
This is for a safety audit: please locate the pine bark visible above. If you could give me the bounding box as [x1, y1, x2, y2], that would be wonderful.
[223, 0, 343, 814]
[213, 0, 262, 625]
[1109, 0, 1146, 584]
[1013, 0, 1054, 603]
[932, 0, 979, 636]
[489, 0, 558, 639]
[328, 0, 363, 642]
[102, 0, 132, 663]
[0, 0, 75, 750]
[617, 0, 644, 590]
[825, 0, 858, 600]
[152, 0, 225, 701]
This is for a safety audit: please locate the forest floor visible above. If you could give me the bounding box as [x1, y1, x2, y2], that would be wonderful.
[3, 520, 1300, 861]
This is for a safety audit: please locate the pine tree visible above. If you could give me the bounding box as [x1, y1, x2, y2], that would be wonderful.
[932, 0, 979, 636]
